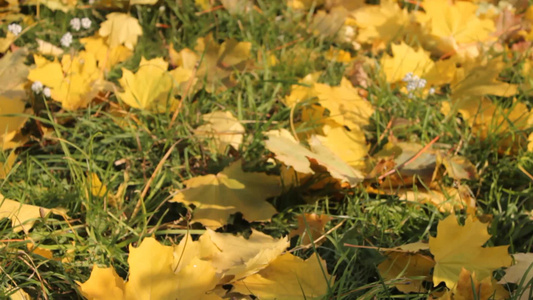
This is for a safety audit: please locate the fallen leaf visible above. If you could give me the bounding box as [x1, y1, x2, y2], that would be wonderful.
[130, 0, 157, 4]
[429, 215, 512, 288]
[117, 57, 176, 112]
[378, 252, 435, 293]
[194, 111, 245, 153]
[99, 13, 142, 50]
[79, 237, 221, 300]
[265, 129, 364, 187]
[199, 229, 289, 282]
[289, 213, 332, 245]
[352, 0, 410, 50]
[0, 94, 29, 150]
[499, 253, 533, 300]
[81, 35, 133, 72]
[0, 48, 29, 94]
[27, 53, 105, 110]
[0, 193, 66, 233]
[78, 266, 126, 300]
[233, 252, 333, 300]
[36, 39, 63, 56]
[171, 160, 281, 228]
[436, 268, 509, 300]
[0, 151, 17, 179]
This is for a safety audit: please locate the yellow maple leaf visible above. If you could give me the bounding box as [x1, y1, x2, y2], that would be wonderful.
[116, 57, 175, 112]
[0, 32, 17, 53]
[81, 35, 133, 72]
[27, 53, 105, 110]
[0, 94, 28, 150]
[0, 151, 17, 179]
[380, 42, 434, 83]
[352, 0, 410, 50]
[199, 229, 289, 282]
[0, 193, 67, 233]
[315, 123, 368, 169]
[130, 0, 157, 4]
[0, 48, 29, 95]
[421, 0, 495, 59]
[174, 34, 252, 93]
[194, 111, 245, 153]
[450, 57, 518, 101]
[98, 13, 142, 50]
[314, 78, 374, 130]
[26, 0, 77, 12]
[79, 237, 221, 300]
[429, 215, 512, 288]
[170, 160, 281, 228]
[265, 129, 364, 187]
[232, 252, 333, 300]
[435, 268, 509, 300]
[378, 252, 435, 293]
[79, 266, 125, 300]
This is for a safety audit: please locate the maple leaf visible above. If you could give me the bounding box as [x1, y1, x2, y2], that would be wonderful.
[315, 123, 368, 169]
[450, 57, 518, 101]
[27, 53, 105, 110]
[232, 252, 333, 300]
[0, 193, 67, 233]
[378, 252, 435, 293]
[79, 266, 126, 300]
[199, 229, 289, 282]
[0, 48, 29, 94]
[429, 215, 512, 288]
[499, 253, 533, 300]
[79, 237, 221, 300]
[289, 213, 331, 245]
[421, 0, 495, 59]
[0, 32, 17, 53]
[130, 0, 157, 4]
[194, 111, 245, 153]
[265, 129, 364, 187]
[170, 160, 281, 228]
[314, 78, 374, 130]
[0, 94, 28, 150]
[352, 0, 410, 50]
[117, 57, 177, 112]
[173, 34, 252, 93]
[81, 35, 133, 72]
[0, 151, 17, 179]
[99, 13, 142, 50]
[435, 268, 509, 300]
[26, 0, 77, 12]
[381, 42, 434, 84]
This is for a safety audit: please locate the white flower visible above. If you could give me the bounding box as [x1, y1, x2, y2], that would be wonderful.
[402, 72, 413, 83]
[81, 17, 92, 29]
[159, 6, 166, 12]
[31, 81, 44, 93]
[7, 23, 22, 36]
[60, 32, 73, 47]
[70, 18, 81, 31]
[429, 87, 436, 95]
[43, 87, 51, 98]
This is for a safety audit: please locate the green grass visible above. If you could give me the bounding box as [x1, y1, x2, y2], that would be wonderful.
[1, 0, 533, 299]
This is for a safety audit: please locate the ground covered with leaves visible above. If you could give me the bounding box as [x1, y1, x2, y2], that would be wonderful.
[1, 0, 533, 299]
